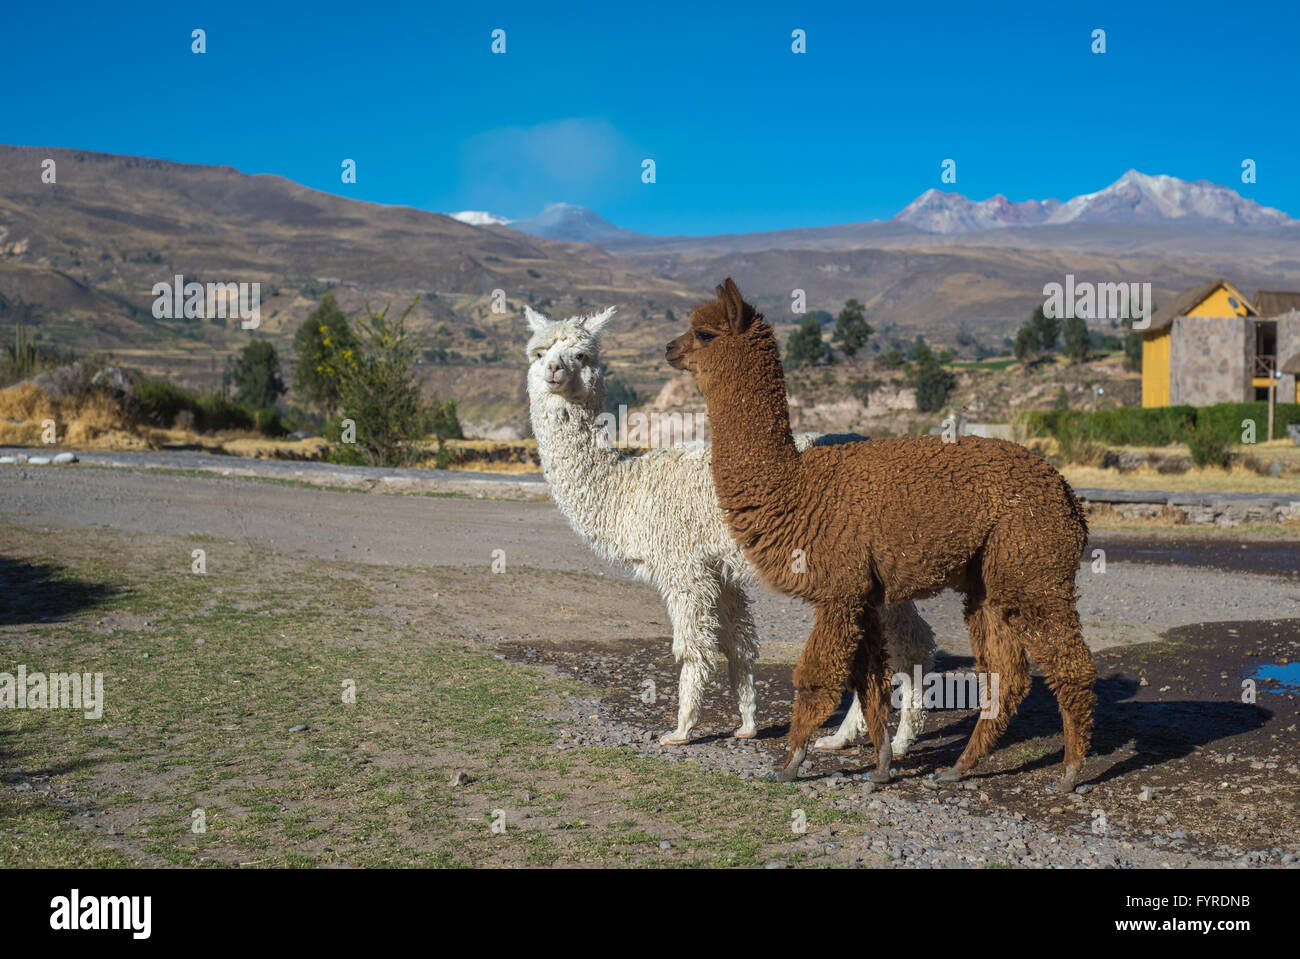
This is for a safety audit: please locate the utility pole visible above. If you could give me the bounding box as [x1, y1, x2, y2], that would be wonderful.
[1268, 369, 1280, 442]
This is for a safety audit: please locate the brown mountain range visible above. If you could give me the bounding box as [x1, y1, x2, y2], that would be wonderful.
[5, 145, 1300, 436]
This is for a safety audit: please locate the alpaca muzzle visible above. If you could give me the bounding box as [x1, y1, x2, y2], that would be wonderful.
[546, 363, 570, 387]
[665, 334, 691, 370]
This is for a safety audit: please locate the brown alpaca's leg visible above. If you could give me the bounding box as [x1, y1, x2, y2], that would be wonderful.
[779, 604, 858, 781]
[848, 607, 894, 783]
[1022, 603, 1096, 792]
[939, 604, 1030, 781]
[964, 594, 990, 676]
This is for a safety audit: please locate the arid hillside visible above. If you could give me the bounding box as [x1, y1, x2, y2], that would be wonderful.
[7, 145, 1300, 437]
[0, 145, 699, 422]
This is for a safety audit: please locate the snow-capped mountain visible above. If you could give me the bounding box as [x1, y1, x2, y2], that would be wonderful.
[505, 202, 647, 249]
[892, 171, 1296, 234]
[893, 190, 1062, 233]
[447, 210, 510, 226]
[1045, 170, 1293, 227]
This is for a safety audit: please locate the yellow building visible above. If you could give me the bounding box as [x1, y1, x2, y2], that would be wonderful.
[1141, 279, 1256, 407]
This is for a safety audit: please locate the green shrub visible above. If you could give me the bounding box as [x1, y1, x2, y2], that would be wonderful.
[1187, 419, 1234, 469]
[1053, 414, 1106, 466]
[1023, 402, 1300, 450]
[194, 392, 254, 432]
[1193, 402, 1300, 443]
[254, 406, 288, 437]
[135, 380, 285, 434]
[135, 380, 200, 427]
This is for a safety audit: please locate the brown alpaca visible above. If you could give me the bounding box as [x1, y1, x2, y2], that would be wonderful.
[666, 279, 1095, 790]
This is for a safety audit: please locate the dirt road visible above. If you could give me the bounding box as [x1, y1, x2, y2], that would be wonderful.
[2, 462, 1298, 867]
[1, 462, 1293, 655]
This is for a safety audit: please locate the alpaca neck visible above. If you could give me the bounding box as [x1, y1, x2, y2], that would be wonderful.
[528, 380, 624, 547]
[701, 323, 801, 513]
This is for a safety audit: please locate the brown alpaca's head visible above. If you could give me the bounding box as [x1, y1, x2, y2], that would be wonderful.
[665, 278, 763, 374]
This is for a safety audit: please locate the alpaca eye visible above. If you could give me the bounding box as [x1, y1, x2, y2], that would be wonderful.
[576, 353, 588, 364]
[533, 350, 544, 361]
[696, 330, 716, 343]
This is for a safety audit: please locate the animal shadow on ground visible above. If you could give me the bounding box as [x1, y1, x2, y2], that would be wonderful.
[815, 650, 1271, 784]
[0, 556, 121, 627]
[0, 727, 101, 789]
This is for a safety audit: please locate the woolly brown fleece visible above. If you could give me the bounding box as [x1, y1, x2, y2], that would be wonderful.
[667, 279, 1095, 789]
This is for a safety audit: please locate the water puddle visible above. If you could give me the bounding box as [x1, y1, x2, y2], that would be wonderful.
[1254, 662, 1300, 692]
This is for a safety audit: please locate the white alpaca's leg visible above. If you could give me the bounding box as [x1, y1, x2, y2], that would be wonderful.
[815, 602, 935, 753]
[884, 602, 935, 756]
[815, 691, 867, 750]
[717, 581, 759, 738]
[891, 668, 920, 755]
[659, 587, 719, 746]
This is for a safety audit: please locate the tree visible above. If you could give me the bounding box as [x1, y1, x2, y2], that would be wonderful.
[429, 398, 463, 442]
[1122, 316, 1143, 373]
[831, 299, 872, 359]
[328, 299, 429, 467]
[883, 348, 905, 368]
[785, 315, 827, 368]
[1062, 315, 1089, 364]
[603, 374, 638, 413]
[293, 292, 357, 413]
[1030, 305, 1061, 353]
[230, 340, 284, 409]
[1013, 325, 1037, 362]
[910, 338, 956, 412]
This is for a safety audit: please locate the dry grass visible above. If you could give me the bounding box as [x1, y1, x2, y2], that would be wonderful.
[1062, 463, 1300, 495]
[438, 438, 541, 474]
[0, 382, 146, 449]
[0, 382, 332, 459]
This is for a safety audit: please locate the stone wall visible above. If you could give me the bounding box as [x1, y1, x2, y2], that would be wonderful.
[1275, 310, 1300, 401]
[1170, 315, 1249, 405]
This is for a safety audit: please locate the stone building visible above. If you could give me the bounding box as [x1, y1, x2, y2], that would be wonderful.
[1141, 279, 1300, 407]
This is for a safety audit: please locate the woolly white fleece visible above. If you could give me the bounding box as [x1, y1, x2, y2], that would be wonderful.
[525, 306, 934, 748]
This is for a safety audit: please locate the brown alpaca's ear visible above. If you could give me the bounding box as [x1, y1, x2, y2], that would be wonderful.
[719, 277, 755, 334]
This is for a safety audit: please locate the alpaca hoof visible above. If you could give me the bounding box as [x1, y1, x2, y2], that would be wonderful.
[867, 767, 892, 784]
[777, 747, 806, 782]
[659, 732, 691, 746]
[889, 738, 910, 758]
[1051, 765, 1081, 793]
[813, 735, 849, 751]
[937, 765, 965, 782]
[733, 726, 757, 740]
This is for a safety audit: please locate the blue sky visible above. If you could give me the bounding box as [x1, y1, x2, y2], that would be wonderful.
[4, 0, 1298, 235]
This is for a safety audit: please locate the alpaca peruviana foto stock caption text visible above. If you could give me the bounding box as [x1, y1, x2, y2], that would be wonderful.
[526, 305, 934, 749]
[667, 280, 1095, 790]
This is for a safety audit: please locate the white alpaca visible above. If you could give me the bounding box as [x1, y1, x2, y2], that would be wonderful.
[525, 305, 934, 751]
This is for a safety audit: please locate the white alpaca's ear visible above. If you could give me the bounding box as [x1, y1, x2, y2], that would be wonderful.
[524, 306, 551, 334]
[583, 307, 616, 337]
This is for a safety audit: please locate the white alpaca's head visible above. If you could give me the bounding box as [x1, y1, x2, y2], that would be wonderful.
[524, 305, 616, 403]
